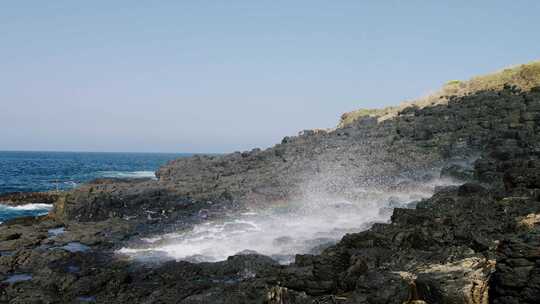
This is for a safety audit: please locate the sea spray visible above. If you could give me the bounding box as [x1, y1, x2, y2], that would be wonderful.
[118, 176, 458, 264]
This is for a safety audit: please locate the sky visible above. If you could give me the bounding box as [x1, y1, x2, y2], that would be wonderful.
[1, 1, 539, 153]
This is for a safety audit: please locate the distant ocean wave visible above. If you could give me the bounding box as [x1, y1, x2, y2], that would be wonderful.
[0, 203, 52, 223]
[0, 151, 189, 222]
[62, 181, 79, 188]
[4, 203, 53, 211]
[97, 171, 157, 179]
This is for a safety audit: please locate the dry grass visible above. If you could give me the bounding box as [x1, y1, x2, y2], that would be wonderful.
[338, 60, 540, 128]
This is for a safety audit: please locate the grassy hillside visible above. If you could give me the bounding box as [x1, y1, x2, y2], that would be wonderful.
[338, 60, 540, 128]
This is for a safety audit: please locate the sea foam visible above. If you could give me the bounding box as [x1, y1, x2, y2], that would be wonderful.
[98, 171, 157, 179]
[3, 203, 54, 211]
[0, 203, 53, 223]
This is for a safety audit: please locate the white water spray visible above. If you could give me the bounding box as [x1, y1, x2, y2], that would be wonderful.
[118, 176, 457, 264]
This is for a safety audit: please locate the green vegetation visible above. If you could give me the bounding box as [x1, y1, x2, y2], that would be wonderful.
[338, 60, 540, 127]
[446, 80, 462, 85]
[338, 107, 396, 128]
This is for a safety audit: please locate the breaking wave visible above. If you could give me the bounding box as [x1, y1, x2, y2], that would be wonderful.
[5, 203, 53, 211]
[98, 171, 156, 179]
[0, 203, 52, 223]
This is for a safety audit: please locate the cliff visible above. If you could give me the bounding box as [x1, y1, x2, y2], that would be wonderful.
[56, 62, 540, 222]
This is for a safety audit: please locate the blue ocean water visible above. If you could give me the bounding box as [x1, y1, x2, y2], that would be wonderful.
[0, 151, 189, 222]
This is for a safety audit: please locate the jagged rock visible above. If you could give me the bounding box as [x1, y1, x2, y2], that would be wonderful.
[457, 183, 487, 196]
[265, 286, 289, 304]
[440, 163, 475, 181]
[490, 231, 540, 304]
[60, 88, 540, 222]
[415, 257, 493, 304]
[350, 271, 410, 304]
[2, 85, 540, 303]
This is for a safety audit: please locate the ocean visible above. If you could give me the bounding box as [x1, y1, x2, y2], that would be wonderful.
[0, 151, 189, 222]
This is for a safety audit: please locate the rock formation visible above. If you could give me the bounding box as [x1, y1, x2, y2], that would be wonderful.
[1, 62, 540, 303]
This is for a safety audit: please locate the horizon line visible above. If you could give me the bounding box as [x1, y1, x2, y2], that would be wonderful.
[0, 149, 221, 155]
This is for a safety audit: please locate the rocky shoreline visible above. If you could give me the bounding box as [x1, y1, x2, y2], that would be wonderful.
[1, 84, 540, 303]
[0, 192, 59, 207]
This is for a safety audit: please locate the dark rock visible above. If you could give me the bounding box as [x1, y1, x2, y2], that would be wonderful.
[440, 163, 475, 181]
[490, 234, 540, 304]
[352, 271, 410, 304]
[457, 183, 487, 196]
[3, 87, 540, 303]
[0, 192, 59, 206]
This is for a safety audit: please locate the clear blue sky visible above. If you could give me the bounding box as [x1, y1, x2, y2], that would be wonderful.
[2, 1, 539, 153]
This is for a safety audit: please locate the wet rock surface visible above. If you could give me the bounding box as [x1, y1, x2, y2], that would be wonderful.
[1, 87, 540, 303]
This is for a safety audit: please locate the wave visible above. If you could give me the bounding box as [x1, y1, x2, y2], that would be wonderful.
[62, 181, 79, 188]
[0, 203, 53, 224]
[0, 203, 53, 211]
[97, 171, 156, 179]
